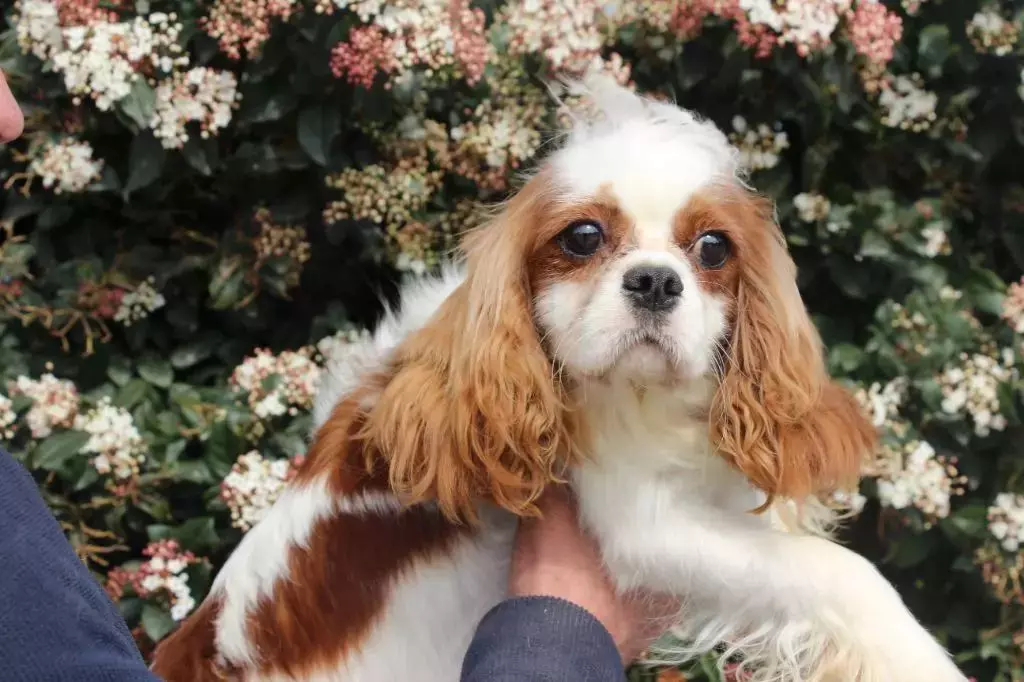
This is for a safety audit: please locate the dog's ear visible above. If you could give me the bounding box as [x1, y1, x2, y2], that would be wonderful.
[358, 179, 574, 523]
[711, 191, 874, 506]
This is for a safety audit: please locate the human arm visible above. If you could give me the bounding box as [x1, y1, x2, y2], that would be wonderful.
[0, 448, 160, 682]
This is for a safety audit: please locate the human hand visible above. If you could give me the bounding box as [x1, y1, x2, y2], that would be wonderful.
[0, 70, 25, 143]
[508, 484, 681, 663]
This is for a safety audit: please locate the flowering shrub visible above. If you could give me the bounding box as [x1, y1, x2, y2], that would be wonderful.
[1, 0, 1023, 679]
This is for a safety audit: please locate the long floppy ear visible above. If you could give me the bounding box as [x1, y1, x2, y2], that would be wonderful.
[711, 193, 875, 506]
[357, 178, 573, 523]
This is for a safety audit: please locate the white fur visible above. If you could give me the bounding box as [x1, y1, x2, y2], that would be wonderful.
[210, 78, 965, 681]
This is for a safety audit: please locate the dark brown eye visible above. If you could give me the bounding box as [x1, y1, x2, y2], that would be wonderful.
[557, 221, 604, 258]
[696, 231, 730, 269]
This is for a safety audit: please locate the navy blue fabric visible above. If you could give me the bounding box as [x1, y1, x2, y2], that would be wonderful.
[1, 447, 624, 681]
[0, 447, 159, 681]
[462, 596, 627, 681]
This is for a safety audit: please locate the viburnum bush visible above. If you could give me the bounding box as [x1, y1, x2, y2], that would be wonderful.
[0, 0, 1022, 679]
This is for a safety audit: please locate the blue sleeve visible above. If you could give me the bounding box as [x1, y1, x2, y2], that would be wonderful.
[0, 448, 159, 682]
[461, 596, 627, 682]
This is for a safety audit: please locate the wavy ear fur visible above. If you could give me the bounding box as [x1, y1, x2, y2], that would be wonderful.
[357, 179, 573, 523]
[711, 192, 875, 506]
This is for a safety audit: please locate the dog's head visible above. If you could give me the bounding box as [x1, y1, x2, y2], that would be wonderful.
[357, 77, 874, 522]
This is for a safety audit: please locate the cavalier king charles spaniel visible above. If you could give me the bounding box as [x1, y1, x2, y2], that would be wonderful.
[152, 77, 967, 682]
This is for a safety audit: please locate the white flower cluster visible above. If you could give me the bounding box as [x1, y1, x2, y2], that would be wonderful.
[940, 350, 1017, 436]
[145, 560, 195, 621]
[824, 203, 854, 234]
[15, 0, 62, 61]
[967, 8, 1019, 56]
[14, 4, 239, 146]
[114, 278, 166, 326]
[878, 74, 938, 132]
[29, 138, 103, 194]
[500, 0, 607, 74]
[876, 440, 961, 523]
[136, 544, 198, 621]
[918, 221, 951, 257]
[150, 68, 240, 149]
[316, 327, 373, 365]
[729, 116, 790, 171]
[988, 493, 1024, 552]
[8, 373, 80, 438]
[793, 192, 831, 223]
[220, 450, 299, 531]
[74, 397, 146, 481]
[329, 0, 490, 84]
[855, 377, 908, 429]
[231, 348, 321, 419]
[0, 395, 17, 440]
[451, 104, 542, 175]
[47, 11, 186, 110]
[741, 0, 848, 55]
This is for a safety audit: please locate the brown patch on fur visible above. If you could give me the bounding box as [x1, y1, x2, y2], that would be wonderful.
[686, 185, 875, 506]
[354, 172, 579, 524]
[153, 394, 467, 680]
[243, 486, 465, 678]
[151, 596, 232, 681]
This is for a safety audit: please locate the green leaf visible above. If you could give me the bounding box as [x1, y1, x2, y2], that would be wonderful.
[238, 89, 297, 124]
[107, 357, 134, 386]
[2, 193, 44, 221]
[182, 136, 217, 176]
[141, 603, 176, 641]
[297, 104, 341, 166]
[123, 131, 167, 199]
[172, 459, 213, 484]
[138, 356, 174, 388]
[36, 205, 73, 230]
[208, 259, 249, 310]
[170, 338, 217, 369]
[33, 431, 90, 471]
[115, 379, 151, 409]
[175, 516, 220, 551]
[119, 79, 156, 131]
[918, 25, 951, 74]
[74, 465, 101, 491]
[886, 531, 934, 569]
[270, 432, 306, 458]
[89, 165, 121, 193]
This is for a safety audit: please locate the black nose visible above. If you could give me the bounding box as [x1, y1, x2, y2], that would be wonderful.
[622, 265, 683, 312]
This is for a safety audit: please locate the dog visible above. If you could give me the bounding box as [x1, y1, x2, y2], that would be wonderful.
[151, 76, 967, 682]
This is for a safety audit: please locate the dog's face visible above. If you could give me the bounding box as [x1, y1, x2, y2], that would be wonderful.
[356, 78, 875, 523]
[529, 118, 742, 386]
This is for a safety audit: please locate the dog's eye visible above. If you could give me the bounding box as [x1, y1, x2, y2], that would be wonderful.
[696, 231, 730, 269]
[557, 221, 604, 258]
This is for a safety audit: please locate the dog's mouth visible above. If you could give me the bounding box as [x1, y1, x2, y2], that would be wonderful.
[618, 329, 680, 365]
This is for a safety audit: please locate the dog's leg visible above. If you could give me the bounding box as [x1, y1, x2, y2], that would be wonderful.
[576, 474, 965, 682]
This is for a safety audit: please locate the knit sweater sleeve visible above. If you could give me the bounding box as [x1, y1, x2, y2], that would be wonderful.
[461, 596, 628, 682]
[0, 447, 159, 682]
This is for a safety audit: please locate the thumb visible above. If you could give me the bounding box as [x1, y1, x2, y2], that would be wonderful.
[0, 71, 25, 143]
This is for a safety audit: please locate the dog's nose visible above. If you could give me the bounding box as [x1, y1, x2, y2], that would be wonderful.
[622, 265, 683, 312]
